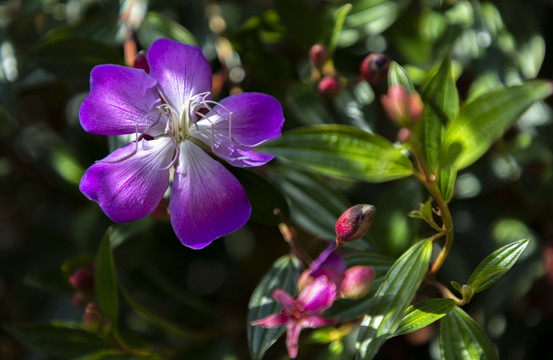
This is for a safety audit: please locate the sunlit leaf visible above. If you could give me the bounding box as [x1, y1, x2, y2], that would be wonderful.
[387, 61, 415, 92]
[95, 230, 118, 330]
[5, 324, 116, 358]
[247, 255, 301, 360]
[440, 307, 498, 360]
[325, 4, 352, 54]
[467, 238, 530, 295]
[261, 125, 414, 182]
[344, 0, 411, 40]
[439, 167, 457, 203]
[356, 239, 433, 359]
[391, 298, 456, 337]
[440, 80, 553, 170]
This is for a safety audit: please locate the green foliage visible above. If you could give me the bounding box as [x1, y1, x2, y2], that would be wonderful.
[94, 230, 119, 331]
[392, 298, 456, 337]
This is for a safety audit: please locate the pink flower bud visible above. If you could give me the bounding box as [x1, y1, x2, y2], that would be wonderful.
[71, 292, 88, 308]
[360, 53, 390, 83]
[340, 266, 375, 299]
[82, 303, 103, 332]
[397, 127, 412, 143]
[380, 85, 423, 126]
[309, 44, 329, 69]
[69, 268, 94, 293]
[133, 50, 149, 73]
[335, 204, 375, 244]
[317, 76, 340, 97]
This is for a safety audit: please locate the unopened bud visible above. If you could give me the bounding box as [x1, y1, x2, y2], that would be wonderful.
[133, 50, 149, 73]
[69, 268, 94, 293]
[397, 127, 412, 143]
[340, 266, 375, 299]
[381, 85, 423, 127]
[82, 303, 103, 332]
[71, 292, 88, 308]
[335, 204, 375, 243]
[309, 44, 329, 69]
[360, 53, 390, 83]
[318, 76, 340, 97]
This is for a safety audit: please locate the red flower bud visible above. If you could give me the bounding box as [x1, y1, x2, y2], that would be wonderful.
[69, 268, 94, 293]
[381, 85, 423, 127]
[309, 44, 329, 69]
[340, 266, 375, 299]
[133, 50, 149, 73]
[82, 303, 103, 332]
[360, 53, 390, 83]
[318, 76, 340, 97]
[335, 204, 375, 243]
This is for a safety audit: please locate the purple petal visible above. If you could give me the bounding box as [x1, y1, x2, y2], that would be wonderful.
[272, 289, 296, 311]
[147, 39, 212, 116]
[80, 65, 165, 136]
[80, 137, 174, 222]
[251, 312, 288, 328]
[286, 322, 302, 359]
[309, 242, 346, 290]
[169, 141, 251, 249]
[298, 276, 337, 314]
[300, 315, 338, 328]
[192, 92, 284, 167]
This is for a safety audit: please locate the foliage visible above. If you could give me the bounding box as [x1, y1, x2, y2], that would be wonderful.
[2, 0, 553, 359]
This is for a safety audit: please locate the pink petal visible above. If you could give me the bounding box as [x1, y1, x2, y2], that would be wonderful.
[298, 276, 337, 313]
[79, 65, 165, 136]
[169, 141, 251, 249]
[147, 38, 212, 117]
[300, 315, 338, 328]
[192, 92, 284, 167]
[272, 289, 296, 311]
[80, 137, 174, 222]
[286, 322, 302, 359]
[251, 312, 288, 328]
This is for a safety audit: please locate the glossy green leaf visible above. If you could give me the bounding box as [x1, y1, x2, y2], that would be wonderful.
[467, 238, 530, 295]
[440, 80, 553, 170]
[326, 4, 352, 54]
[326, 253, 394, 321]
[95, 230, 118, 330]
[387, 62, 415, 92]
[391, 298, 456, 337]
[137, 12, 197, 48]
[356, 239, 433, 359]
[247, 255, 301, 360]
[343, 0, 410, 42]
[229, 168, 290, 226]
[261, 125, 414, 183]
[420, 54, 459, 173]
[5, 324, 116, 358]
[439, 167, 457, 203]
[270, 165, 349, 238]
[440, 307, 498, 360]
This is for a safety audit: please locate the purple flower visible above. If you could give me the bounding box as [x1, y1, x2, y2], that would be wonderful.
[252, 276, 338, 358]
[297, 242, 346, 293]
[79, 39, 284, 249]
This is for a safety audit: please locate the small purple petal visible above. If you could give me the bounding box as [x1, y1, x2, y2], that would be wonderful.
[272, 289, 296, 311]
[309, 242, 346, 290]
[251, 312, 288, 328]
[300, 315, 338, 328]
[192, 92, 284, 167]
[147, 39, 212, 116]
[298, 276, 337, 313]
[80, 65, 165, 136]
[169, 141, 251, 249]
[286, 322, 302, 359]
[80, 137, 174, 222]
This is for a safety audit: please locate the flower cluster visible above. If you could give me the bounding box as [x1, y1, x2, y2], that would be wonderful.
[79, 39, 284, 249]
[253, 243, 374, 358]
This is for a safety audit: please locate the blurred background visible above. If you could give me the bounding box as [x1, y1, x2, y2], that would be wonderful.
[1, 0, 553, 359]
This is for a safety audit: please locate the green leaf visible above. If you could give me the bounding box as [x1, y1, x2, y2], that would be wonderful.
[325, 4, 352, 54]
[95, 230, 118, 330]
[229, 168, 290, 226]
[5, 324, 116, 358]
[326, 253, 395, 321]
[137, 12, 197, 48]
[261, 125, 414, 183]
[110, 218, 154, 248]
[467, 238, 530, 295]
[387, 62, 415, 92]
[440, 80, 553, 170]
[356, 239, 433, 359]
[24, 268, 73, 295]
[440, 307, 498, 360]
[420, 53, 459, 173]
[439, 167, 457, 203]
[247, 255, 301, 360]
[391, 298, 456, 337]
[270, 165, 349, 239]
